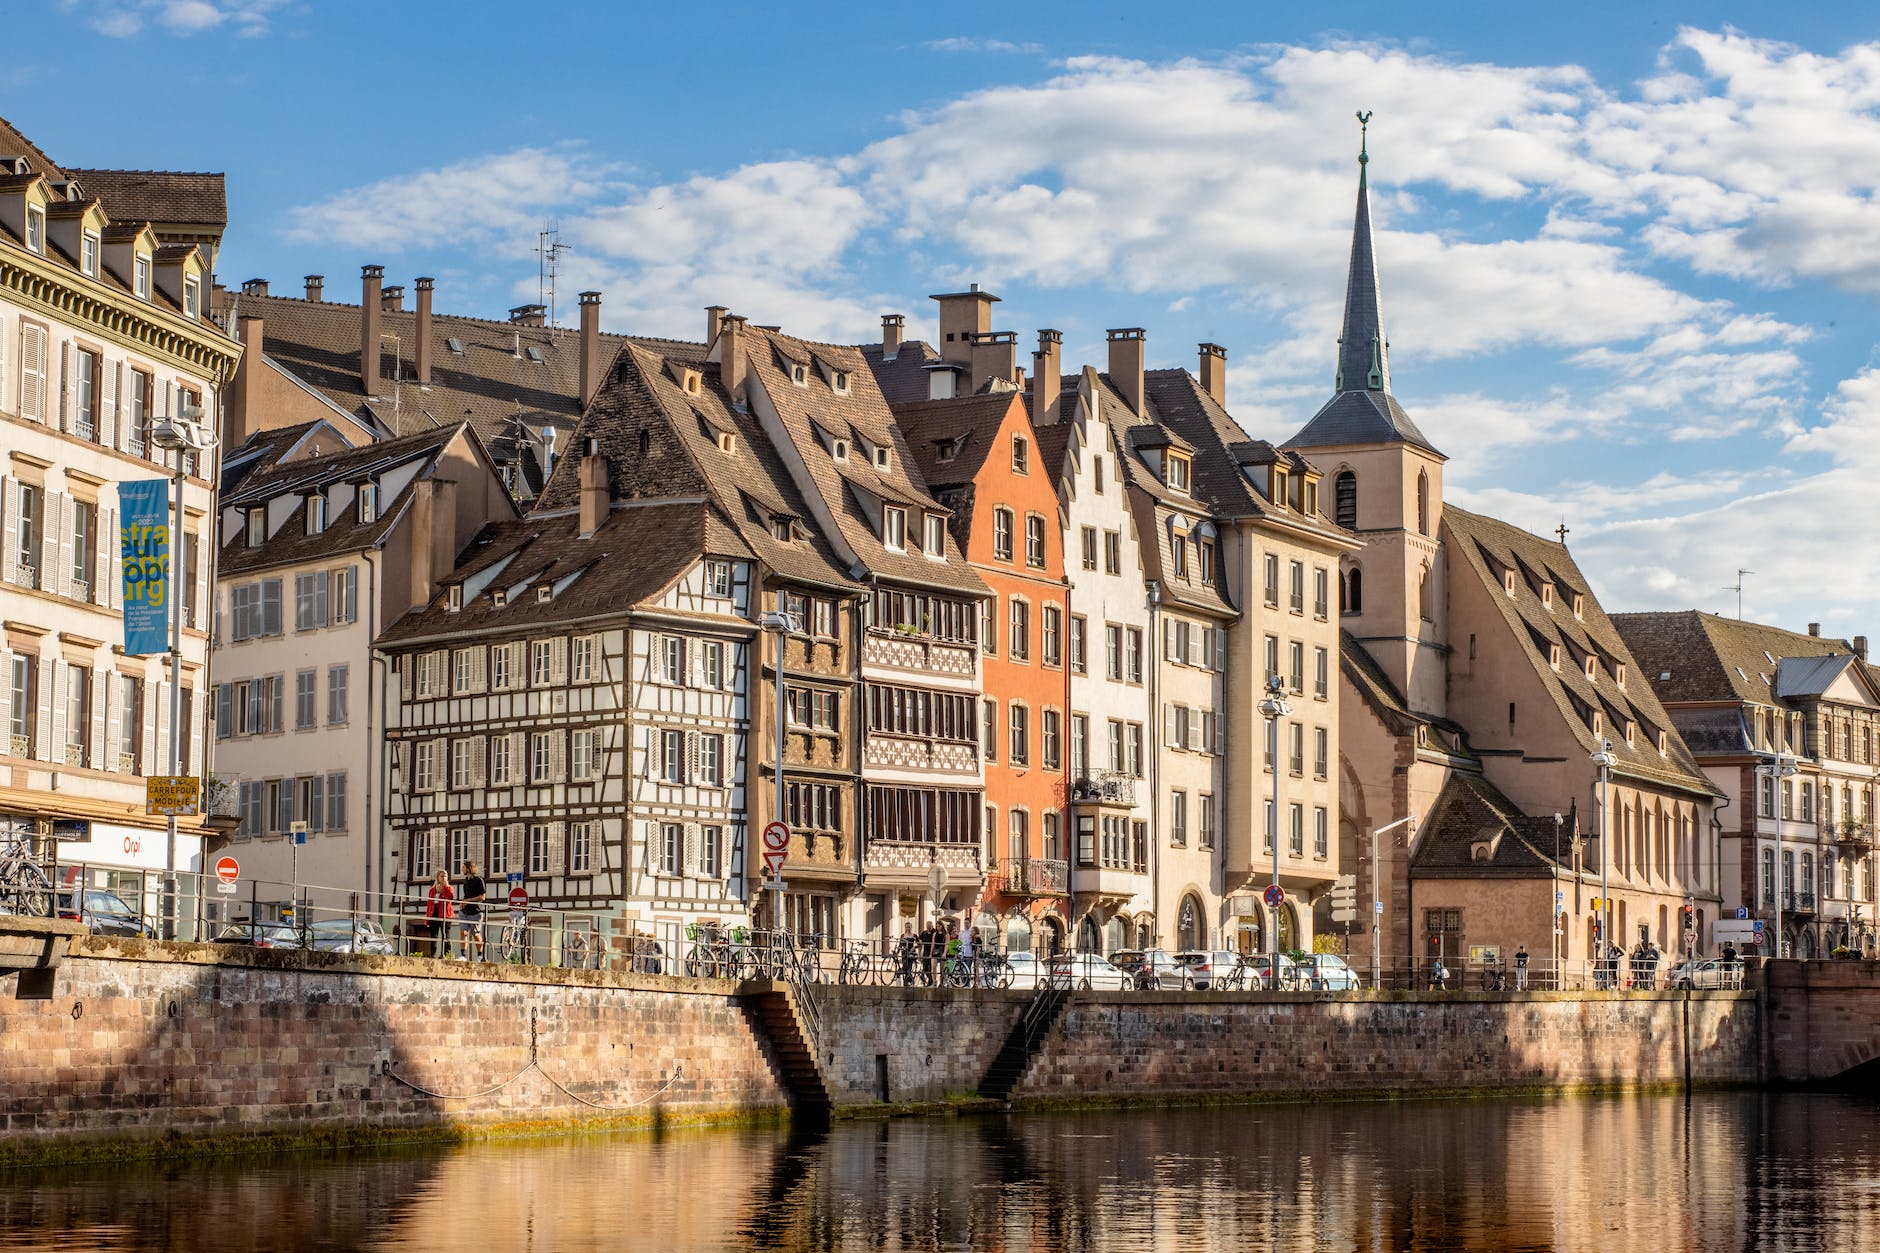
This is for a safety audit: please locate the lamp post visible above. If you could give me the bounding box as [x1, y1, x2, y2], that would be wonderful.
[1259, 674, 1291, 975]
[149, 402, 216, 941]
[760, 607, 803, 937]
[1369, 815, 1415, 989]
[1590, 740, 1617, 972]
[1759, 753, 1797, 960]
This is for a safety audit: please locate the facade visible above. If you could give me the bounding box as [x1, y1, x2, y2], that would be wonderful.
[1295, 141, 1721, 979]
[1614, 612, 1880, 957]
[0, 115, 240, 907]
[211, 421, 514, 902]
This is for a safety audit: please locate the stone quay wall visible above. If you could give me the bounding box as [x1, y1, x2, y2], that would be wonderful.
[0, 937, 787, 1160]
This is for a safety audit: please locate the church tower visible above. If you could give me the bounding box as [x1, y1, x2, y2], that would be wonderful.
[1286, 116, 1449, 716]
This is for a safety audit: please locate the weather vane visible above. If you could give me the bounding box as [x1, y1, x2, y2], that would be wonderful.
[1356, 110, 1373, 163]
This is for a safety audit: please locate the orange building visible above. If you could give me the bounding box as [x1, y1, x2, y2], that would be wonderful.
[895, 388, 1071, 952]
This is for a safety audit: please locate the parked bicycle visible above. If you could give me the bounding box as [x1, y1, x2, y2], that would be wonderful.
[0, 835, 52, 918]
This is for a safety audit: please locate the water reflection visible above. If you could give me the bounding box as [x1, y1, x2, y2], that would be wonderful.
[2, 1091, 1877, 1252]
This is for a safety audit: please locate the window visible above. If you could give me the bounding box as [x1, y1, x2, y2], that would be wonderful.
[993, 508, 1014, 561]
[1166, 453, 1191, 493]
[133, 254, 151, 300]
[295, 670, 317, 730]
[1125, 628, 1143, 684]
[1264, 553, 1280, 606]
[1009, 600, 1029, 661]
[1009, 705, 1029, 765]
[1069, 615, 1087, 673]
[924, 514, 946, 557]
[1012, 434, 1029, 473]
[294, 571, 329, 631]
[14, 483, 41, 588]
[1104, 530, 1122, 575]
[883, 506, 906, 551]
[1025, 515, 1046, 568]
[660, 636, 685, 685]
[1042, 709, 1061, 770]
[24, 204, 44, 254]
[1171, 790, 1188, 846]
[1081, 526, 1098, 571]
[1042, 605, 1062, 667]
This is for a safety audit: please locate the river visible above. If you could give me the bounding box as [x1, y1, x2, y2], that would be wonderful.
[2, 1090, 1876, 1251]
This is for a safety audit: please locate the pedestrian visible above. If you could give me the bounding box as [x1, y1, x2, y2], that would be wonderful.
[457, 860, 486, 961]
[423, 869, 455, 958]
[1514, 943, 1529, 991]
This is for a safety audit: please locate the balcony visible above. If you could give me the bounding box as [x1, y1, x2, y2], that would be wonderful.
[862, 628, 977, 678]
[996, 857, 1069, 898]
[1070, 772, 1136, 808]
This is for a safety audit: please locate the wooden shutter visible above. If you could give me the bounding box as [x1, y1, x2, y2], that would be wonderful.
[20, 325, 45, 422]
[546, 822, 565, 877]
[470, 735, 487, 788]
[104, 675, 121, 771]
[1, 477, 15, 585]
[48, 660, 66, 764]
[89, 670, 107, 769]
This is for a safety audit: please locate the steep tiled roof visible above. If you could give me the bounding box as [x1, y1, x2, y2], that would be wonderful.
[1443, 506, 1717, 797]
[1411, 771, 1582, 876]
[1611, 610, 1856, 706]
[65, 168, 226, 229]
[378, 500, 751, 646]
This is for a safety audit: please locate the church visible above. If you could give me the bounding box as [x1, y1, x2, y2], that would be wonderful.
[1289, 130, 1724, 985]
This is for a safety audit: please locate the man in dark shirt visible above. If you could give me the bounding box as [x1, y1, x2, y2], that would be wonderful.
[457, 861, 487, 961]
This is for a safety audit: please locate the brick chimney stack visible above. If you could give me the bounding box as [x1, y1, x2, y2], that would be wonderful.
[304, 274, 323, 302]
[1107, 328, 1146, 417]
[881, 314, 905, 361]
[578, 290, 602, 408]
[360, 264, 384, 397]
[1032, 329, 1062, 423]
[578, 436, 609, 539]
[414, 277, 434, 386]
[719, 314, 748, 408]
[1198, 342, 1227, 405]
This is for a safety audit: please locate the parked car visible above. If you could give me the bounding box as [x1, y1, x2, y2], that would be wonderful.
[1174, 949, 1257, 990]
[1668, 956, 1745, 990]
[307, 917, 395, 955]
[211, 920, 307, 949]
[1125, 949, 1195, 990]
[1300, 953, 1362, 991]
[1003, 950, 1046, 990]
[57, 889, 156, 939]
[1046, 952, 1133, 991]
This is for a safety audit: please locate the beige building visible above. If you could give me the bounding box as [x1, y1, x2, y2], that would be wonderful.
[0, 115, 240, 914]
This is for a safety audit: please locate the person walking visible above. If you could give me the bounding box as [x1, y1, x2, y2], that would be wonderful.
[1514, 943, 1529, 991]
[422, 869, 455, 958]
[457, 861, 486, 961]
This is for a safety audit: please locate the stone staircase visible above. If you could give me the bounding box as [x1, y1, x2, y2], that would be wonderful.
[738, 980, 831, 1118]
[978, 985, 1071, 1101]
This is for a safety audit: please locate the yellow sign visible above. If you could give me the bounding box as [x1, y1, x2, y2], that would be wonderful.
[145, 775, 201, 816]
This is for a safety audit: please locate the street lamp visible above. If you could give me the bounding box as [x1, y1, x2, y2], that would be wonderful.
[150, 402, 216, 941]
[1369, 815, 1415, 989]
[1590, 740, 1618, 971]
[1758, 752, 1798, 960]
[1259, 674, 1291, 977]
[759, 607, 804, 938]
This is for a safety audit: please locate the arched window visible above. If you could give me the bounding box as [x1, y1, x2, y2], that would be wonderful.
[1418, 562, 1432, 622]
[1344, 566, 1363, 615]
[1334, 471, 1357, 529]
[1416, 470, 1429, 535]
[1177, 893, 1204, 951]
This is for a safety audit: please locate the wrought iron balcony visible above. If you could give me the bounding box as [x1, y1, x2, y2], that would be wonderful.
[1070, 771, 1136, 807]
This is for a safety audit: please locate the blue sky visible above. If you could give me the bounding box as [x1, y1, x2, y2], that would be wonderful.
[15, 2, 1880, 635]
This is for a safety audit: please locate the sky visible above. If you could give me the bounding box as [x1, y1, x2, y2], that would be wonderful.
[13, 1, 1880, 636]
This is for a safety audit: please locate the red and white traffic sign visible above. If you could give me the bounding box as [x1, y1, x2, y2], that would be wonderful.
[508, 886, 529, 912]
[761, 820, 790, 881]
[215, 856, 240, 885]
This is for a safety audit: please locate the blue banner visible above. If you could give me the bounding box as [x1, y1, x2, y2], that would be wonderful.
[120, 479, 170, 656]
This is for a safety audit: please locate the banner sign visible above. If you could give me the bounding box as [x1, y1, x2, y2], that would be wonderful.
[120, 480, 170, 655]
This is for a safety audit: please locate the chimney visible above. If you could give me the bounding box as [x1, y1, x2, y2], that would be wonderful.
[304, 274, 323, 302]
[231, 313, 265, 447]
[381, 284, 404, 313]
[578, 290, 602, 407]
[240, 277, 269, 298]
[970, 331, 1018, 392]
[931, 284, 999, 365]
[1032, 329, 1062, 423]
[360, 264, 384, 397]
[1107, 327, 1146, 417]
[508, 304, 546, 328]
[1856, 636, 1869, 661]
[414, 277, 434, 386]
[881, 314, 905, 361]
[578, 436, 609, 539]
[719, 314, 748, 407]
[705, 305, 727, 344]
[408, 478, 458, 615]
[1198, 342, 1227, 405]
[1808, 622, 1821, 637]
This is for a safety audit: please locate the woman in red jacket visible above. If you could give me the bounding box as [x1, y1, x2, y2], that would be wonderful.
[423, 869, 455, 958]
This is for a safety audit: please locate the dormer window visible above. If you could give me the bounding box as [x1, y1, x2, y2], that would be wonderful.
[873, 445, 891, 472]
[183, 277, 200, 319]
[1012, 435, 1030, 474]
[446, 585, 463, 613]
[791, 363, 809, 387]
[245, 507, 265, 548]
[1167, 452, 1192, 494]
[1504, 570, 1517, 598]
[304, 494, 326, 536]
[80, 232, 99, 277]
[883, 506, 907, 552]
[832, 370, 850, 394]
[357, 483, 377, 524]
[24, 204, 44, 254]
[924, 514, 946, 558]
[1541, 583, 1554, 610]
[832, 439, 849, 463]
[717, 432, 737, 454]
[1572, 593, 1585, 619]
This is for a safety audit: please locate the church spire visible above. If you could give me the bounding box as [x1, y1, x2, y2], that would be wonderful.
[1335, 110, 1390, 395]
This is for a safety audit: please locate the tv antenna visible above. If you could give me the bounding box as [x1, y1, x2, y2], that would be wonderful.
[1724, 569, 1753, 619]
[536, 222, 572, 330]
